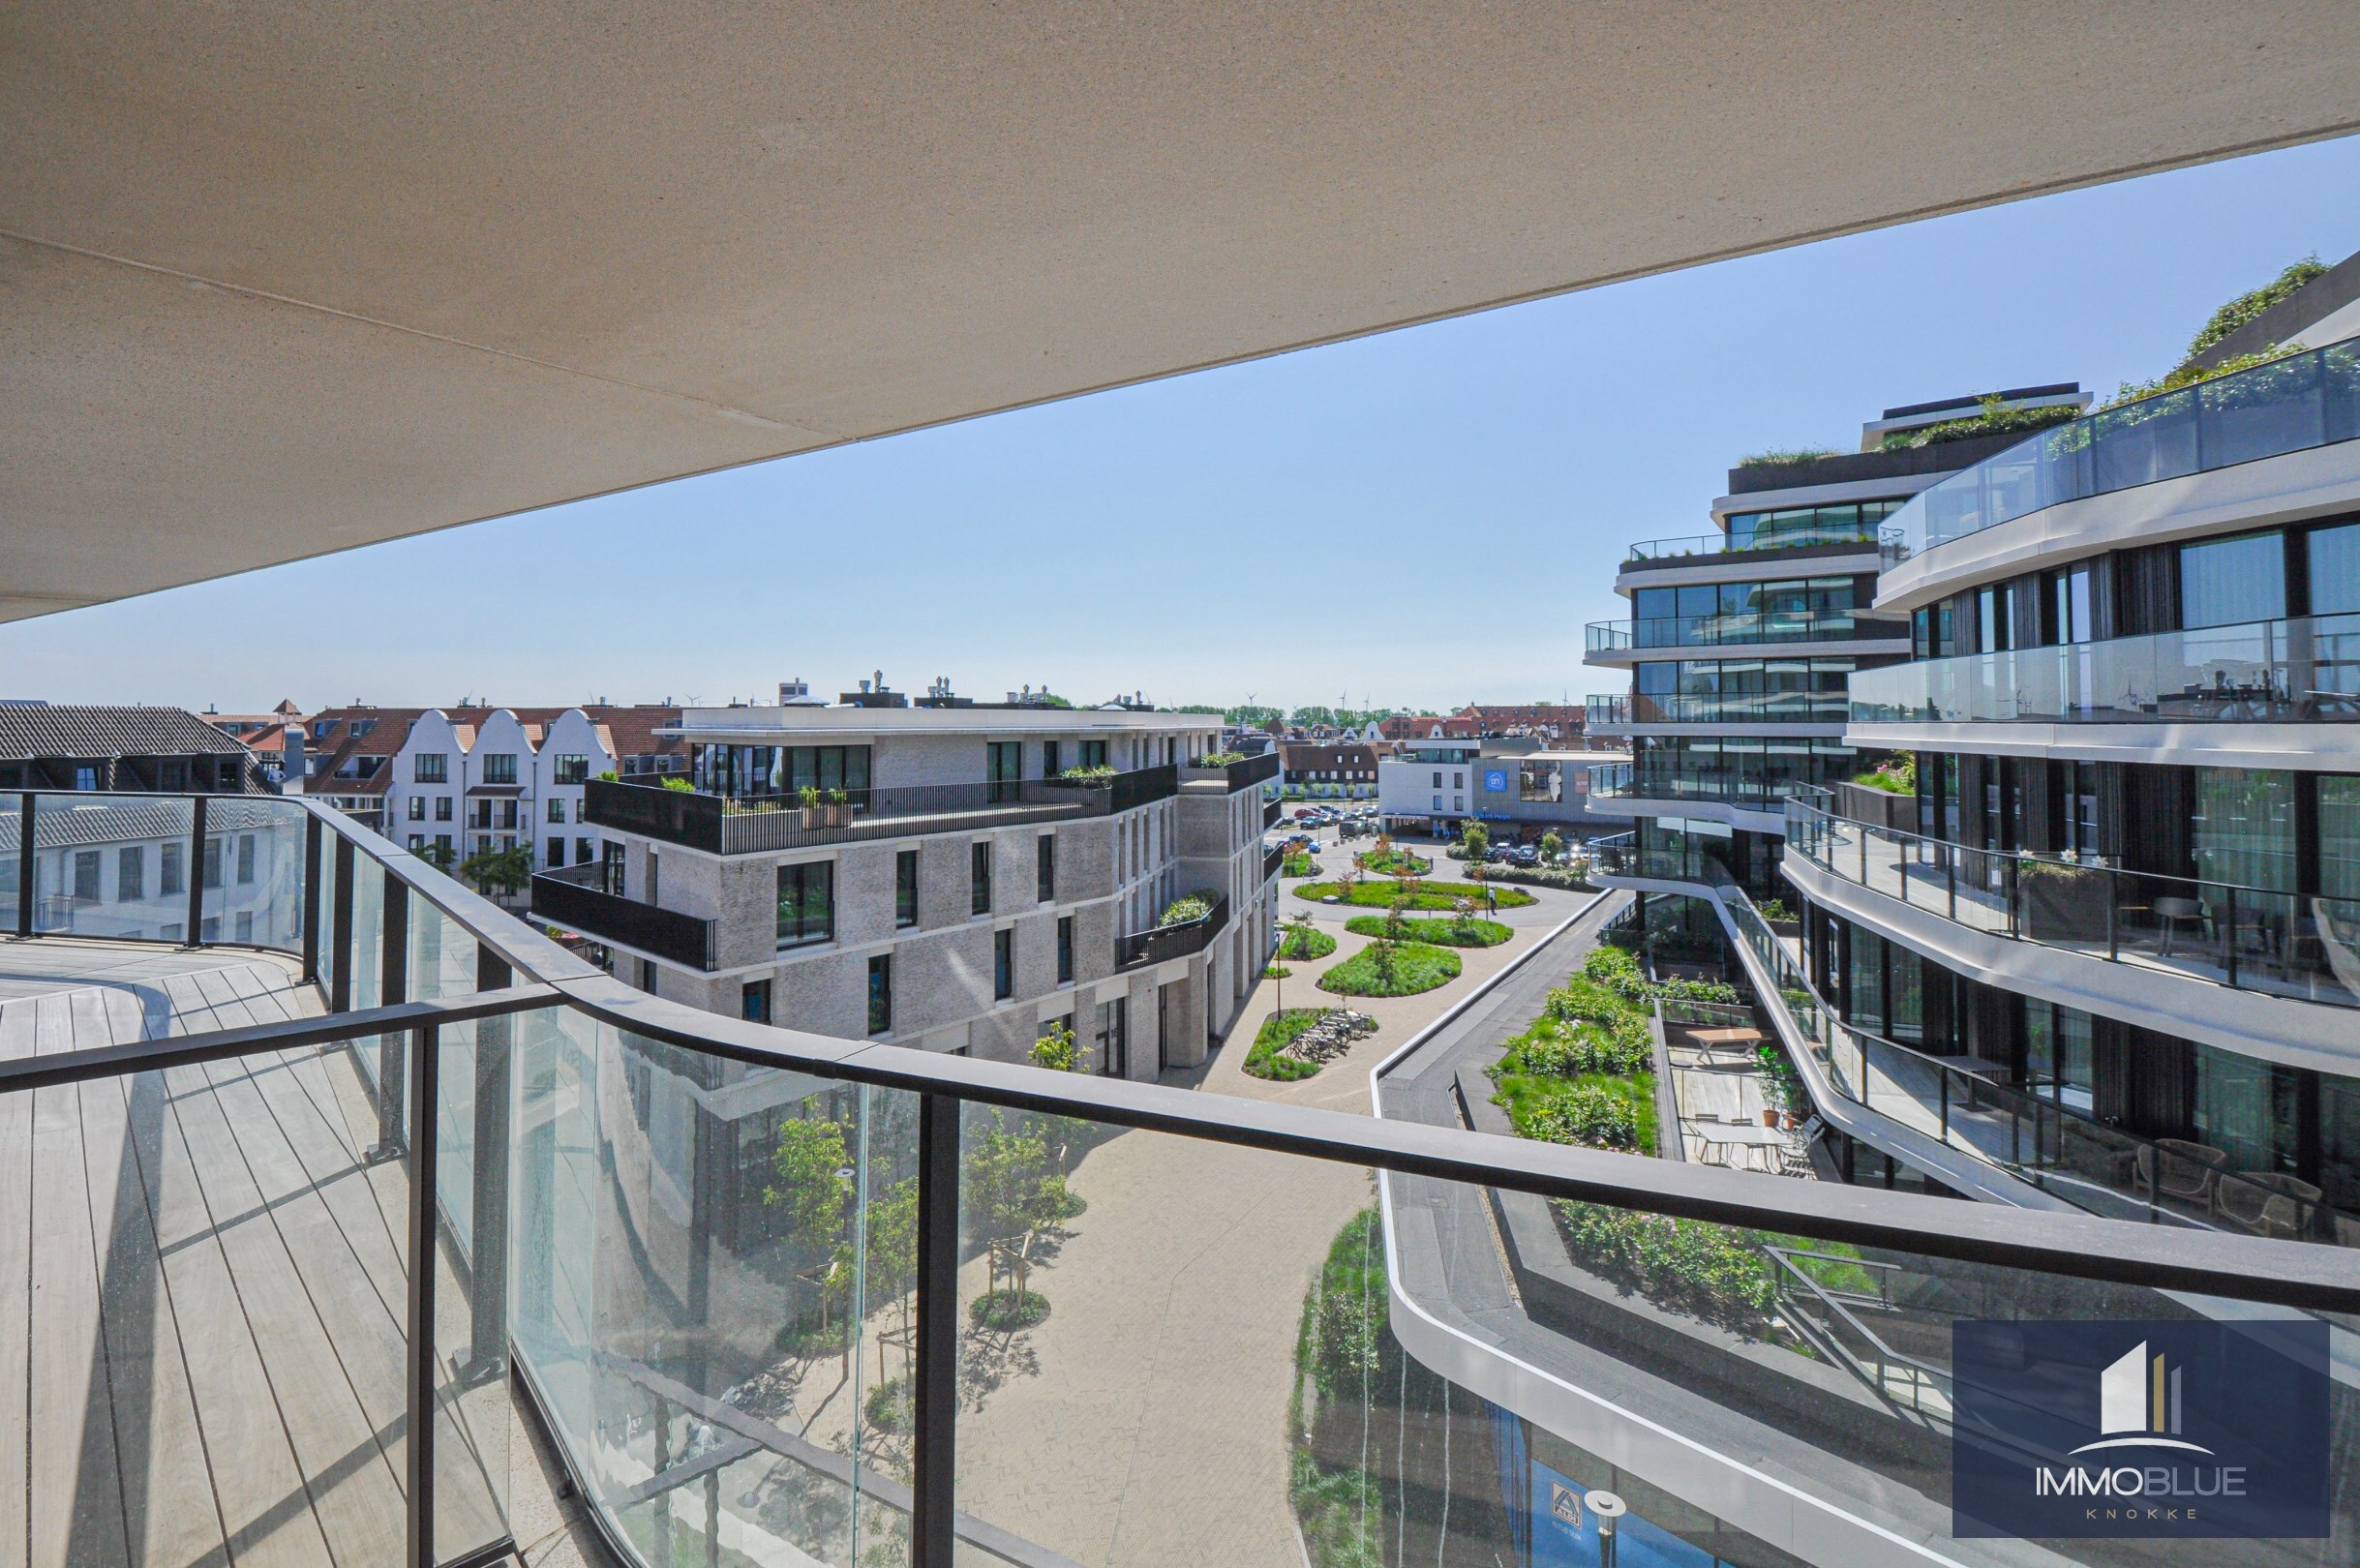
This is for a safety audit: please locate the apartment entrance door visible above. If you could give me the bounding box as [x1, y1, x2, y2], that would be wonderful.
[987, 741, 1021, 803]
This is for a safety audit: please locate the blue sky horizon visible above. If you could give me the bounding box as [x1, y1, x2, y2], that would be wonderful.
[11, 134, 2360, 716]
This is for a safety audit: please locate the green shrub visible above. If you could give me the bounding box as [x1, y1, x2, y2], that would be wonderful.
[1524, 1082, 1642, 1150]
[1157, 891, 1218, 926]
[1278, 923, 1337, 960]
[1343, 914, 1511, 948]
[1879, 395, 2075, 451]
[864, 1375, 913, 1434]
[1553, 1202, 1778, 1334]
[659, 775, 698, 793]
[1056, 765, 1117, 783]
[1191, 751, 1248, 768]
[2187, 256, 2325, 359]
[1316, 942, 1461, 997]
[1295, 880, 1533, 911]
[969, 1288, 1050, 1331]
[1736, 446, 1838, 468]
[1517, 1020, 1651, 1077]
[1355, 847, 1432, 877]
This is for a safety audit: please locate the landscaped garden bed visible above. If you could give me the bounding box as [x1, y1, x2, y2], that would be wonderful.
[1246, 1007, 1377, 1079]
[1486, 948, 1662, 1157]
[1343, 913, 1511, 947]
[1281, 851, 1320, 878]
[1353, 845, 1431, 877]
[1317, 941, 1461, 996]
[1276, 923, 1338, 960]
[1294, 879, 1533, 911]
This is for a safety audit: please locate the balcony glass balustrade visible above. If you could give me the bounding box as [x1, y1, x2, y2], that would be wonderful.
[3, 787, 2357, 1568]
[1586, 828, 2360, 1248]
[1785, 789, 2360, 1011]
[1585, 609, 1903, 654]
[1851, 611, 2360, 725]
[1887, 336, 2360, 559]
[1622, 520, 1901, 562]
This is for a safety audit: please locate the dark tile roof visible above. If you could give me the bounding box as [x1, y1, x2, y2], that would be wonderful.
[0, 706, 256, 761]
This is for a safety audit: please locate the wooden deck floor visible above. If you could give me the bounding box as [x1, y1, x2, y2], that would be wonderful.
[0, 940, 510, 1568]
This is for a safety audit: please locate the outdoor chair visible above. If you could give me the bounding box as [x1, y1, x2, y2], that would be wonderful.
[2214, 1172, 2321, 1240]
[2135, 1138, 2228, 1206]
[2151, 896, 2205, 957]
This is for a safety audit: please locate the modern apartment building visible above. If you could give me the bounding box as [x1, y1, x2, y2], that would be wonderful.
[1584, 387, 2084, 901]
[540, 703, 1283, 1074]
[1792, 312, 2360, 1237]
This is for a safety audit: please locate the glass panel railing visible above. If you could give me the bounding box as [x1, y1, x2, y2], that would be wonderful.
[199, 797, 308, 948]
[0, 1022, 512, 1567]
[1376, 1166, 2357, 1566]
[1588, 612, 1902, 654]
[24, 793, 197, 942]
[1785, 796, 2360, 1011]
[1851, 612, 2360, 725]
[1891, 336, 2360, 558]
[1624, 525, 1888, 561]
[511, 1008, 920, 1568]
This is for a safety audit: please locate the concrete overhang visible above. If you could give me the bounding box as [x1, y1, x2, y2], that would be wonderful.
[10, 4, 2360, 621]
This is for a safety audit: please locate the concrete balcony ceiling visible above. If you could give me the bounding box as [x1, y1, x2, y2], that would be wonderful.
[7, 3, 2360, 621]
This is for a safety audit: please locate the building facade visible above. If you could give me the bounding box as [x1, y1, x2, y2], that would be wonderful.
[1377, 737, 1619, 839]
[549, 705, 1283, 1076]
[1791, 326, 2360, 1234]
[1279, 740, 1379, 799]
[1583, 387, 2084, 900]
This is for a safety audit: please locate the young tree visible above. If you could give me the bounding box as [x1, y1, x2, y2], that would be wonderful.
[1028, 1019, 1083, 1073]
[457, 841, 535, 896]
[766, 1116, 852, 1242]
[1539, 829, 1564, 861]
[1461, 820, 1490, 862]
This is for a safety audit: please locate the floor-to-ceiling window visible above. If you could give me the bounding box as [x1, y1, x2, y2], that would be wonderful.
[2191, 767, 2297, 891]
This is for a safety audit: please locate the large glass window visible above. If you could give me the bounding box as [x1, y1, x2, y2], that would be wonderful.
[2322, 775, 2360, 900]
[2023, 1000, 2095, 1115]
[2311, 521, 2360, 616]
[775, 860, 834, 948]
[481, 752, 518, 785]
[413, 752, 447, 783]
[2181, 529, 2286, 629]
[2194, 1044, 2299, 1177]
[2191, 768, 2297, 890]
[867, 955, 893, 1035]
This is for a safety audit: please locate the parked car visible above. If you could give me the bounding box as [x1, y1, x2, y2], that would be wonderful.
[1509, 845, 1541, 867]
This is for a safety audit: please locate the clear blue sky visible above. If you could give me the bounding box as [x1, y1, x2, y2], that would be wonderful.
[13, 136, 2360, 716]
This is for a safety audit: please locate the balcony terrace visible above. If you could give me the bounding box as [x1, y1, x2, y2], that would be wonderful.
[584, 765, 1179, 856]
[1584, 611, 1909, 664]
[1, 790, 2356, 1568]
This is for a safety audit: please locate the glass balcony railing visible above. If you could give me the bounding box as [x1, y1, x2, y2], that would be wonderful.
[1850, 611, 2360, 724]
[1582, 830, 2360, 1247]
[1623, 523, 1899, 562]
[5, 786, 2359, 1568]
[1587, 762, 1831, 810]
[1785, 789, 2360, 1011]
[1587, 610, 1904, 654]
[1586, 689, 1852, 727]
[1889, 336, 2360, 559]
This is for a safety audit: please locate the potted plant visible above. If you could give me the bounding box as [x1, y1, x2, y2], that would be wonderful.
[826, 786, 853, 827]
[799, 785, 825, 829]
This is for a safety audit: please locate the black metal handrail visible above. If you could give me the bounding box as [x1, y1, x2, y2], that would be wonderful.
[1114, 894, 1230, 970]
[528, 867, 717, 971]
[584, 765, 1181, 855]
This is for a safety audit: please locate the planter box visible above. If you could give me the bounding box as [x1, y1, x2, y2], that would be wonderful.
[2020, 866, 2109, 943]
[800, 805, 827, 829]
